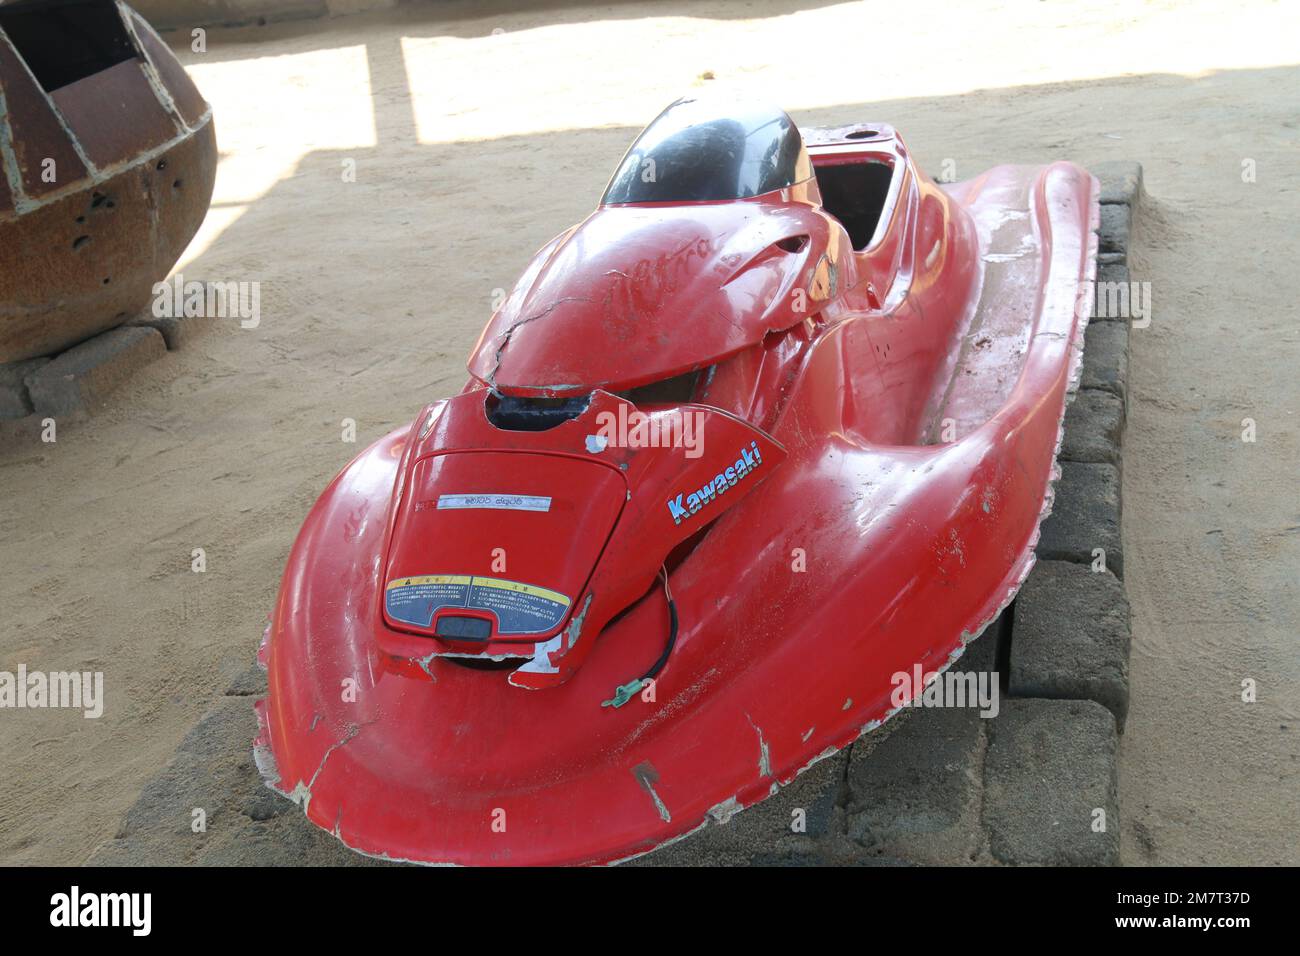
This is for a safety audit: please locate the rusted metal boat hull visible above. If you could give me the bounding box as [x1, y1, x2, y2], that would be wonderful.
[0, 0, 215, 363]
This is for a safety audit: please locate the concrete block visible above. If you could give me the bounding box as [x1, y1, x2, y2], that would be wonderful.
[0, 356, 48, 419]
[1009, 561, 1131, 727]
[1081, 319, 1130, 403]
[956, 616, 1003, 676]
[25, 326, 165, 417]
[1096, 260, 1130, 289]
[1061, 388, 1124, 465]
[1038, 461, 1123, 578]
[845, 707, 985, 864]
[1098, 202, 1132, 256]
[648, 749, 849, 864]
[1092, 261, 1141, 324]
[1092, 161, 1144, 206]
[126, 313, 209, 350]
[983, 698, 1119, 865]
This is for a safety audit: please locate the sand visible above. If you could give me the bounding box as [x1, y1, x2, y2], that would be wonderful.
[1, 0, 1296, 865]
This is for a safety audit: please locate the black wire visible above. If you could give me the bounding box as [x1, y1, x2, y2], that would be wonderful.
[601, 568, 679, 708]
[640, 586, 678, 682]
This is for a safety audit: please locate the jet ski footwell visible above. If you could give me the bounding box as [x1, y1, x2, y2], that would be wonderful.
[255, 118, 1100, 865]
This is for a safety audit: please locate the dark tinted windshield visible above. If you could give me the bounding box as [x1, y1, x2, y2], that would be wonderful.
[602, 99, 812, 204]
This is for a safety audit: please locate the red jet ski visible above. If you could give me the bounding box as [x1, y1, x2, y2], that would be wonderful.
[255, 98, 1099, 865]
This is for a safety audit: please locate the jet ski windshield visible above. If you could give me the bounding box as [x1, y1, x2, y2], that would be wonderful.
[602, 98, 813, 205]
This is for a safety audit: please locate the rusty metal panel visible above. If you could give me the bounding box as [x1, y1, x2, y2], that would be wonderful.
[0, 154, 13, 215]
[0, 121, 215, 362]
[0, 31, 90, 199]
[129, 10, 206, 129]
[51, 59, 178, 170]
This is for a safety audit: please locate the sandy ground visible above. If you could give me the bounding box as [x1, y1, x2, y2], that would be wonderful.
[1, 0, 1296, 865]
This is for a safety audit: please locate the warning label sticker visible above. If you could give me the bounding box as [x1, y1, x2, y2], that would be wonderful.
[384, 574, 571, 636]
[436, 494, 551, 512]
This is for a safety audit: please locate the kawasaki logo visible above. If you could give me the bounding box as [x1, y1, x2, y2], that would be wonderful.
[667, 440, 763, 525]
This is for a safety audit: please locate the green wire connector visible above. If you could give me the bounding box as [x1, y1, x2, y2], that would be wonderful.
[601, 678, 648, 709]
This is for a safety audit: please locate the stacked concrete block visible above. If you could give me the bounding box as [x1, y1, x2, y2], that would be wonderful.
[24, 326, 166, 418]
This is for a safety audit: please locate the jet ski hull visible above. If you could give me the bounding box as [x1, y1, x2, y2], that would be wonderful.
[256, 120, 1099, 865]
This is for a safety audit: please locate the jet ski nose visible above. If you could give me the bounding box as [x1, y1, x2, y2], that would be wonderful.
[381, 449, 625, 651]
